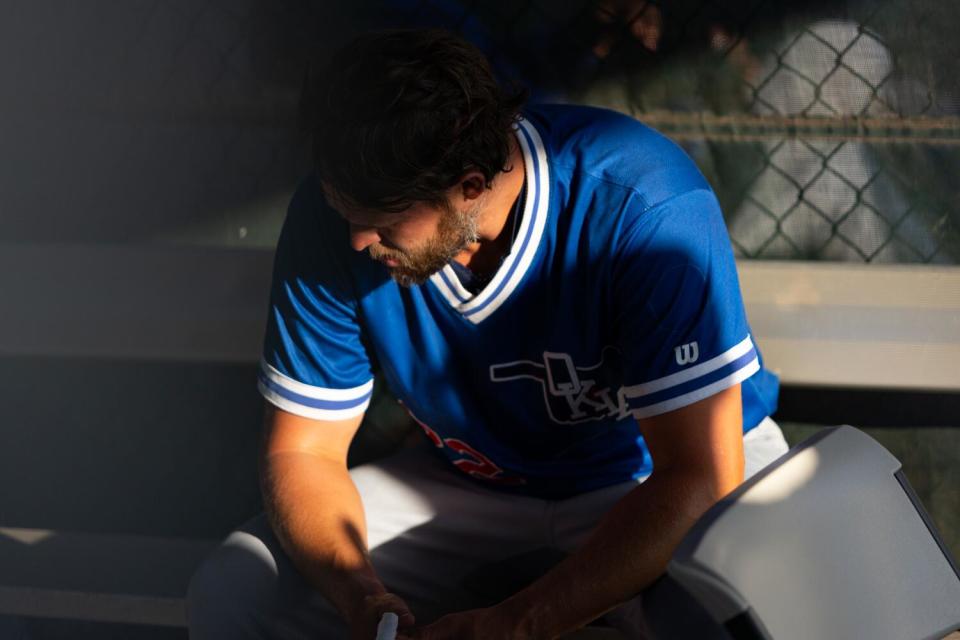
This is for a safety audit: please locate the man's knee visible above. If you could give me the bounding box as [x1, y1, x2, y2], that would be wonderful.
[187, 526, 281, 639]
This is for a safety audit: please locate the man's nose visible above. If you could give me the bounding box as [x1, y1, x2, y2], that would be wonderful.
[349, 224, 380, 252]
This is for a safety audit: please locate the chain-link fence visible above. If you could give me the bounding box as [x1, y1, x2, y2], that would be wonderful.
[377, 0, 960, 263]
[4, 0, 959, 262]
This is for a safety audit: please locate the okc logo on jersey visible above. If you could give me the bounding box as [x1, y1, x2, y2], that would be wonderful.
[490, 347, 623, 424]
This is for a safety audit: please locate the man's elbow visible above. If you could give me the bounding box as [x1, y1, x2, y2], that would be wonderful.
[655, 458, 744, 519]
[700, 453, 745, 504]
[688, 439, 747, 504]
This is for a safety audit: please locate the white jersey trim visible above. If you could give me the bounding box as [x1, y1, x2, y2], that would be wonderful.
[259, 359, 374, 401]
[630, 356, 760, 419]
[621, 335, 755, 399]
[429, 118, 550, 324]
[437, 264, 473, 303]
[258, 380, 371, 421]
[431, 267, 466, 307]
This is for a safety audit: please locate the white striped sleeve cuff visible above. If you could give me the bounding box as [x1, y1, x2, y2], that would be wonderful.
[257, 359, 373, 421]
[620, 335, 760, 419]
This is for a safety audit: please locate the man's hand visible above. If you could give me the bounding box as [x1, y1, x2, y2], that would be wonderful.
[400, 606, 522, 640]
[347, 591, 415, 640]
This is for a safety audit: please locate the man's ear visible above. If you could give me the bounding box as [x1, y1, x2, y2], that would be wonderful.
[458, 170, 488, 202]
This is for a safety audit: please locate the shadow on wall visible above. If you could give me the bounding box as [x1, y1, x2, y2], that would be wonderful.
[0, 0, 375, 248]
[0, 357, 264, 539]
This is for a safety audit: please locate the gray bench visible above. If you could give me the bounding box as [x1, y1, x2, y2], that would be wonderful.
[0, 528, 621, 637]
[0, 528, 215, 627]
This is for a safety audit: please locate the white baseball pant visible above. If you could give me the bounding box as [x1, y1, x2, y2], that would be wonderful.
[187, 418, 789, 639]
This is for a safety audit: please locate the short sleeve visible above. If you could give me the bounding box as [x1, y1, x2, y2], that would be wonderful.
[257, 178, 374, 421]
[613, 189, 760, 419]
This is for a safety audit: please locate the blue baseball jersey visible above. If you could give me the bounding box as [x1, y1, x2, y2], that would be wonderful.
[259, 104, 779, 498]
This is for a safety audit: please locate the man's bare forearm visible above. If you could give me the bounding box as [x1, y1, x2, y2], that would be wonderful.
[499, 468, 734, 638]
[261, 451, 385, 620]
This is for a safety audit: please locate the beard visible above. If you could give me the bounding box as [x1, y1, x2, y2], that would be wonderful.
[367, 199, 483, 287]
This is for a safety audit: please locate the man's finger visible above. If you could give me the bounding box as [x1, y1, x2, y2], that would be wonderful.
[397, 610, 416, 628]
[379, 594, 415, 627]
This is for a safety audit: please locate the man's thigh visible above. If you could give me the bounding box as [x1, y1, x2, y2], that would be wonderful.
[187, 513, 346, 639]
[355, 445, 550, 618]
[360, 421, 789, 634]
[191, 421, 790, 638]
[189, 445, 552, 638]
[743, 417, 790, 478]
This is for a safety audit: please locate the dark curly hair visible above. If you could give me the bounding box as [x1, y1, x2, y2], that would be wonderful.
[303, 29, 528, 212]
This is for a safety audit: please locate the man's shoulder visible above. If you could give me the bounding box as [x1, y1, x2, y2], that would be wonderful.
[524, 104, 710, 209]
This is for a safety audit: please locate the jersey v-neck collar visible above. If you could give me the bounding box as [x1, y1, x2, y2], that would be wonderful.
[428, 117, 550, 324]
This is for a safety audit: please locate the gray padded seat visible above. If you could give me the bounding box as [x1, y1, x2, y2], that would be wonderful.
[643, 426, 960, 640]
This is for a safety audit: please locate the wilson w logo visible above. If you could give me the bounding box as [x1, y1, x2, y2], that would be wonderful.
[674, 342, 699, 365]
